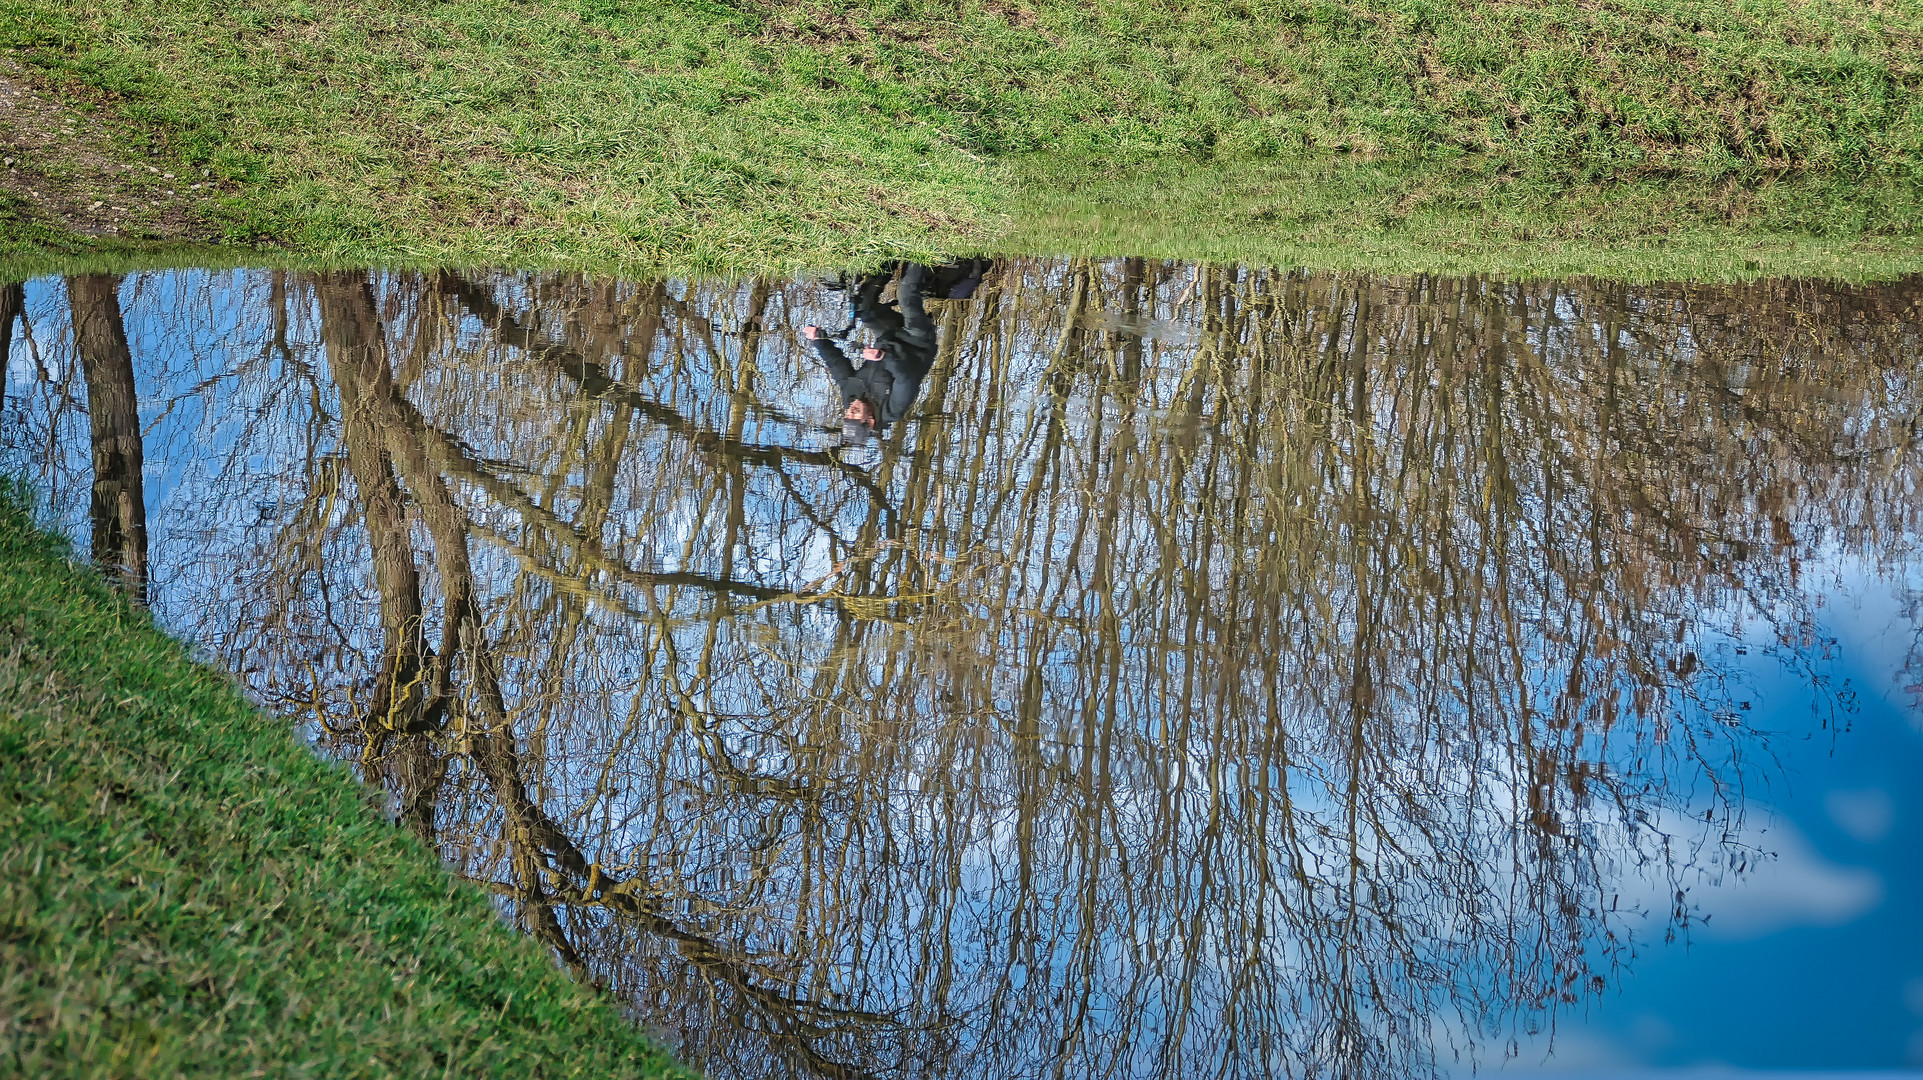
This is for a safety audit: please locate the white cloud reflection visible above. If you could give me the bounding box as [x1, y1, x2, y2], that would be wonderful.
[1827, 787, 1897, 844]
[1613, 810, 1883, 942]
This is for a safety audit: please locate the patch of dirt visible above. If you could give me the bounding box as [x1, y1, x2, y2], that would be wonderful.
[0, 57, 224, 242]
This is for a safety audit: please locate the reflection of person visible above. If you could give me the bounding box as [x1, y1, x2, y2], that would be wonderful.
[804, 260, 984, 444]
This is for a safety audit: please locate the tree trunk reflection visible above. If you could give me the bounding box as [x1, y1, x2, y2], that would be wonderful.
[9, 264, 1923, 1079]
[0, 281, 22, 421]
[68, 274, 148, 603]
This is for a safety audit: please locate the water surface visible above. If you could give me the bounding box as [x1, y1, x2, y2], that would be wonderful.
[5, 263, 1923, 1078]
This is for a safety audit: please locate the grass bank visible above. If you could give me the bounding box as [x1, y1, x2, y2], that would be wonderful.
[2, 0, 1922, 279]
[1006, 158, 1923, 282]
[0, 481, 692, 1078]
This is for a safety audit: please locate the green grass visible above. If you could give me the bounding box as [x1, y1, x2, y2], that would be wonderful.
[0, 191, 241, 276]
[3, 0, 1923, 278]
[0, 481, 693, 1079]
[1005, 156, 1923, 282]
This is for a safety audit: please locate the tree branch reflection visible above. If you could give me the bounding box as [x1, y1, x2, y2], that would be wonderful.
[7, 264, 1921, 1079]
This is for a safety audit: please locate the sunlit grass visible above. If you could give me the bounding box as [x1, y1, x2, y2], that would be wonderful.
[1002, 158, 1923, 282]
[0, 480, 692, 1079]
[2, 0, 1921, 278]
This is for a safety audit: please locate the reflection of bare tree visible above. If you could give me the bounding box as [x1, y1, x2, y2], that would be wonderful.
[307, 269, 897, 1075]
[0, 281, 22, 419]
[68, 274, 148, 602]
[314, 271, 450, 842]
[11, 264, 1923, 1080]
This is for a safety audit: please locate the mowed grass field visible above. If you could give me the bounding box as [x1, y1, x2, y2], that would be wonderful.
[1, 0, 1921, 275]
[0, 482, 693, 1079]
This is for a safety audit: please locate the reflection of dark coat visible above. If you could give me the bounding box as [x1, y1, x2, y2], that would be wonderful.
[810, 264, 939, 428]
[922, 258, 987, 301]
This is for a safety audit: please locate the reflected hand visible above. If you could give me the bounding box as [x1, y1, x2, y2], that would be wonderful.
[802, 324, 823, 340]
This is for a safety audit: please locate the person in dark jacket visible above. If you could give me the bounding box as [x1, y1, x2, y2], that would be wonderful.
[803, 261, 970, 444]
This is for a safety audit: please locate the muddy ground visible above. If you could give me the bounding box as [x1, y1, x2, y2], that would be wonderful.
[0, 58, 222, 244]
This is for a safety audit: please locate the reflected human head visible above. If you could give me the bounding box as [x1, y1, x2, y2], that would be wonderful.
[862, 345, 885, 363]
[841, 397, 878, 444]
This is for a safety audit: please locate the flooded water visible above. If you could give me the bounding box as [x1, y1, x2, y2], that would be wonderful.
[5, 263, 1923, 1078]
